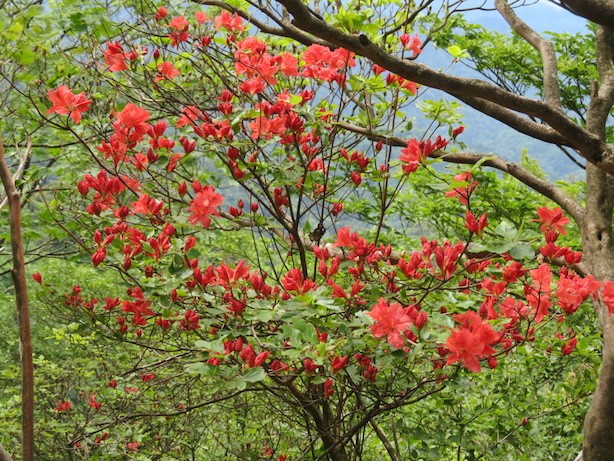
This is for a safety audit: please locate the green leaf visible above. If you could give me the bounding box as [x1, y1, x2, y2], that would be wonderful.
[494, 221, 518, 240]
[447, 44, 469, 59]
[17, 49, 36, 65]
[184, 362, 207, 375]
[508, 243, 534, 260]
[242, 367, 266, 383]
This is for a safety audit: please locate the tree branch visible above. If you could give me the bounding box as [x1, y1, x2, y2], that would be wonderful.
[334, 121, 585, 224]
[0, 138, 31, 211]
[553, 0, 614, 29]
[495, 0, 563, 110]
[0, 444, 13, 461]
[450, 92, 568, 145]
[273, 0, 614, 174]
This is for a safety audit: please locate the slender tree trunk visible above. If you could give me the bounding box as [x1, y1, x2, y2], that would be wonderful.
[581, 164, 614, 461]
[0, 141, 34, 461]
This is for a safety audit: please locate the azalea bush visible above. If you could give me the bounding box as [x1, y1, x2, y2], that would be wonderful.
[28, 4, 610, 460]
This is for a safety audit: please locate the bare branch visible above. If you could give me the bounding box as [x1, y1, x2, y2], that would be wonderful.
[495, 0, 562, 110]
[450, 92, 568, 145]
[0, 138, 32, 211]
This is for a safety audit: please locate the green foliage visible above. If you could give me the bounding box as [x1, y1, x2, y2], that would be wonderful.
[0, 2, 601, 460]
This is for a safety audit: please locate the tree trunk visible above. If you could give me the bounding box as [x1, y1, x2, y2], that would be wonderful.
[0, 444, 14, 461]
[581, 164, 614, 461]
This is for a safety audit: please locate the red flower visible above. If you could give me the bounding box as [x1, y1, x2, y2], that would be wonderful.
[445, 172, 478, 205]
[92, 246, 107, 267]
[561, 337, 578, 355]
[46, 86, 91, 124]
[400, 34, 422, 56]
[187, 186, 223, 228]
[304, 358, 320, 373]
[452, 126, 465, 138]
[601, 280, 614, 315]
[465, 210, 488, 235]
[88, 394, 102, 410]
[179, 309, 200, 330]
[169, 15, 189, 31]
[535, 207, 570, 235]
[239, 77, 266, 95]
[116, 103, 150, 129]
[131, 194, 164, 216]
[399, 138, 445, 174]
[214, 11, 244, 31]
[281, 268, 318, 294]
[126, 442, 141, 452]
[195, 11, 209, 24]
[155, 61, 180, 82]
[526, 263, 553, 322]
[55, 401, 72, 412]
[323, 378, 334, 397]
[154, 6, 168, 21]
[368, 298, 413, 349]
[32, 272, 42, 284]
[331, 355, 349, 372]
[445, 311, 499, 372]
[103, 42, 131, 72]
[302, 45, 355, 83]
[141, 373, 155, 382]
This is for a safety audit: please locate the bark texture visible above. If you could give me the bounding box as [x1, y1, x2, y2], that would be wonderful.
[0, 141, 34, 461]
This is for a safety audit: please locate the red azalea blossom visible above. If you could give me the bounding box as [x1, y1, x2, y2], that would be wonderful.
[331, 355, 349, 372]
[399, 33, 422, 56]
[368, 298, 413, 349]
[141, 373, 155, 382]
[103, 42, 134, 72]
[214, 11, 244, 31]
[465, 210, 488, 234]
[562, 337, 578, 355]
[155, 61, 180, 82]
[281, 268, 318, 294]
[168, 15, 188, 31]
[154, 6, 168, 21]
[526, 263, 553, 322]
[399, 137, 446, 174]
[46, 86, 92, 124]
[55, 401, 72, 412]
[126, 442, 141, 452]
[301, 44, 355, 83]
[445, 172, 478, 205]
[89, 394, 102, 410]
[601, 280, 614, 315]
[195, 11, 209, 24]
[535, 206, 570, 235]
[187, 186, 223, 228]
[445, 311, 499, 372]
[131, 194, 164, 216]
[116, 103, 150, 129]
